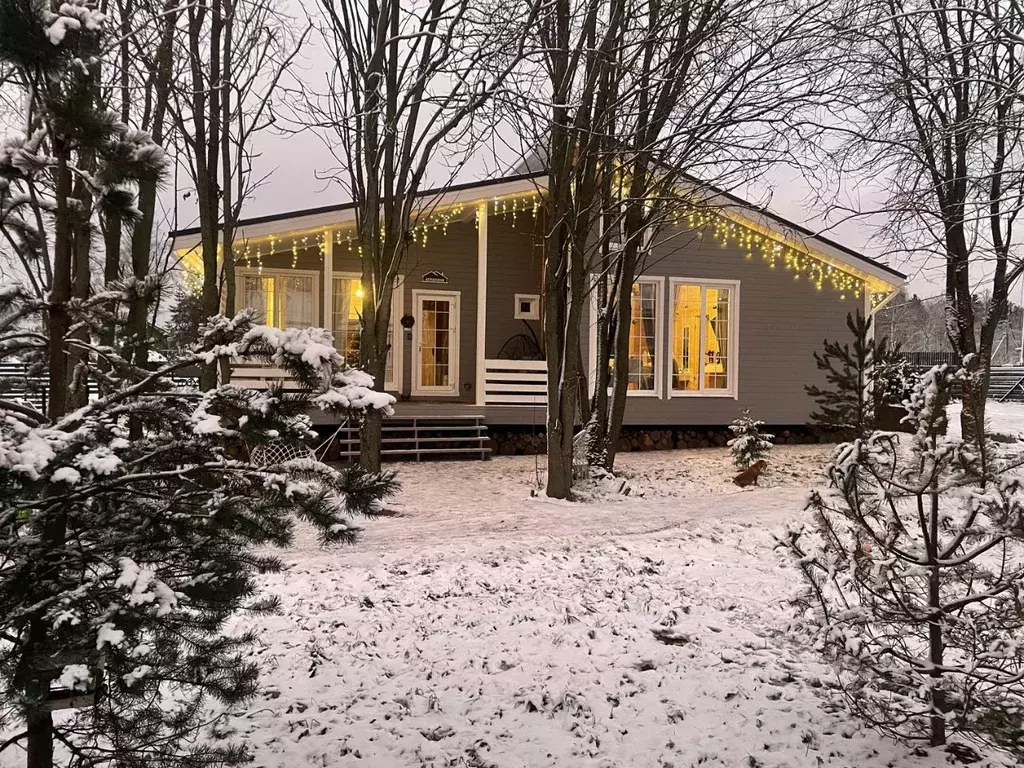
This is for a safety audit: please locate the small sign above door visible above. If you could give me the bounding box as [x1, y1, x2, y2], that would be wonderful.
[421, 270, 449, 284]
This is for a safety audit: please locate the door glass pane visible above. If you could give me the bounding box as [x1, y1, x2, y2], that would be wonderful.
[672, 284, 701, 391]
[627, 282, 657, 391]
[420, 298, 452, 388]
[281, 276, 314, 327]
[705, 287, 730, 389]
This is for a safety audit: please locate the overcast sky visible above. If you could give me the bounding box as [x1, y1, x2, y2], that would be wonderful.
[157, 9, 983, 304]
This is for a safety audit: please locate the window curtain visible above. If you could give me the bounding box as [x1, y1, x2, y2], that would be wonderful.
[641, 288, 657, 390]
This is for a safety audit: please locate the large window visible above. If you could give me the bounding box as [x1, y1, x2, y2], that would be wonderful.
[332, 276, 364, 366]
[240, 269, 317, 328]
[332, 274, 401, 390]
[670, 279, 737, 396]
[592, 276, 664, 397]
[624, 280, 661, 393]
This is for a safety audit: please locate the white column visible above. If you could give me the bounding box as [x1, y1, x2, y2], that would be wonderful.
[476, 202, 488, 406]
[323, 229, 334, 333]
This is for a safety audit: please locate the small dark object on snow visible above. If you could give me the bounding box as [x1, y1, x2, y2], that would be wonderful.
[651, 627, 692, 646]
[733, 460, 767, 488]
[420, 726, 455, 742]
[945, 742, 983, 764]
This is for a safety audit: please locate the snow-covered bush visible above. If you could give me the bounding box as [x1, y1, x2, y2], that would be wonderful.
[727, 409, 773, 470]
[779, 364, 1024, 757]
[0, 300, 399, 766]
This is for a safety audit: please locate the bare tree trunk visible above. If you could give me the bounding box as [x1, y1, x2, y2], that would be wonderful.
[27, 142, 75, 768]
[219, 0, 236, 385]
[187, 0, 223, 391]
[927, 476, 946, 747]
[605, 257, 633, 470]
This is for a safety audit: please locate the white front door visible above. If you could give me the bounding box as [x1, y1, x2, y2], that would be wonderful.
[412, 290, 460, 396]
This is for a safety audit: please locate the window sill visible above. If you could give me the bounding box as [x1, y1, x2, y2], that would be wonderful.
[669, 390, 738, 399]
[410, 389, 461, 398]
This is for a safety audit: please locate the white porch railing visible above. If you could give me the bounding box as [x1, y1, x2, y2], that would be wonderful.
[483, 359, 547, 405]
[231, 364, 301, 390]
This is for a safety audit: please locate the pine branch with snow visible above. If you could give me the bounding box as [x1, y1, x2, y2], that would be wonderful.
[0, 305, 399, 766]
[727, 409, 773, 471]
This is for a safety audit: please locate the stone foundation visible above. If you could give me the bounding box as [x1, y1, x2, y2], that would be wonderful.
[487, 425, 826, 457]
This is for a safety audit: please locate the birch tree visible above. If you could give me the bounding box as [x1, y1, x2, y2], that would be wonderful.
[305, 0, 539, 472]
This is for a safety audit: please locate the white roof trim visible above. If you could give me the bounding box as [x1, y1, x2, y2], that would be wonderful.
[169, 176, 547, 253]
[170, 173, 903, 290]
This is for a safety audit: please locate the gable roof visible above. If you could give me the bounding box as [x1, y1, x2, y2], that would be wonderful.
[169, 170, 905, 289]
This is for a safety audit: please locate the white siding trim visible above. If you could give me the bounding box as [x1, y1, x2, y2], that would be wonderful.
[323, 229, 334, 341]
[476, 203, 488, 406]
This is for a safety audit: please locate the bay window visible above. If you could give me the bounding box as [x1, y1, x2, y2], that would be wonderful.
[669, 279, 738, 396]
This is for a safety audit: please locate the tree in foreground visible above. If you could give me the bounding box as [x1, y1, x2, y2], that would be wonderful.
[0, 3, 398, 765]
[0, 303, 398, 768]
[305, 0, 539, 472]
[728, 410, 773, 471]
[779, 362, 1024, 758]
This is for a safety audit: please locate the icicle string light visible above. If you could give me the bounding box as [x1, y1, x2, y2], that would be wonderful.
[682, 208, 887, 302]
[205, 191, 896, 306]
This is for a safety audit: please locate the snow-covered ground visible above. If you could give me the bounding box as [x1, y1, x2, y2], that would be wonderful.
[948, 399, 1024, 441]
[216, 445, 1012, 768]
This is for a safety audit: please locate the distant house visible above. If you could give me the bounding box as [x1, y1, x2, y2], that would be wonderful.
[169, 171, 905, 432]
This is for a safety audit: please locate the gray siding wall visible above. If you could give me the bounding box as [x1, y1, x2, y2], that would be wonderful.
[485, 214, 544, 358]
[581, 224, 866, 425]
[333, 220, 480, 401]
[231, 213, 869, 425]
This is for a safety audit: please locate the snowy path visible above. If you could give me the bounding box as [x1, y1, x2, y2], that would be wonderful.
[223, 447, 1011, 768]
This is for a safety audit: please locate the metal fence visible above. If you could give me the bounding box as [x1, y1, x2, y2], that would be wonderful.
[0, 362, 199, 414]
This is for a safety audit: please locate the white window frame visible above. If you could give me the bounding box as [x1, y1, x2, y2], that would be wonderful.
[236, 267, 320, 327]
[587, 274, 665, 399]
[411, 289, 461, 398]
[667, 277, 740, 399]
[514, 293, 540, 320]
[333, 271, 403, 392]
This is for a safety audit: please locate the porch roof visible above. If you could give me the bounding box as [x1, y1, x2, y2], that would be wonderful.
[168, 170, 906, 290]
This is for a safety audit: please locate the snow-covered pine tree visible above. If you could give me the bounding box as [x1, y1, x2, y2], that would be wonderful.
[804, 311, 909, 437]
[0, 4, 399, 766]
[727, 409, 773, 470]
[779, 361, 1024, 758]
[0, 303, 399, 768]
